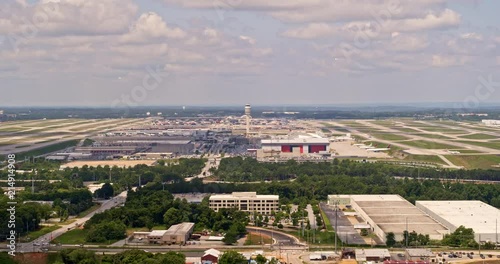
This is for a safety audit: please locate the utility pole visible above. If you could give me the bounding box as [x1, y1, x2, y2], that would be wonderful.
[405, 217, 409, 248]
[334, 201, 338, 254]
[31, 170, 37, 194]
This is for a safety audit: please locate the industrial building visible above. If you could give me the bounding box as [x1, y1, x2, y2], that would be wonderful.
[139, 222, 195, 245]
[328, 195, 449, 243]
[258, 133, 330, 159]
[405, 249, 434, 262]
[209, 192, 279, 214]
[355, 249, 391, 262]
[416, 200, 500, 243]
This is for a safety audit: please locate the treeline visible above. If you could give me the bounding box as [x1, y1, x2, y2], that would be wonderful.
[84, 187, 248, 243]
[215, 157, 500, 181]
[161, 176, 500, 209]
[21, 189, 93, 216]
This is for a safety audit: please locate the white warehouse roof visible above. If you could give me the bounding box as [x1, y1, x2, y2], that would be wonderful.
[416, 200, 500, 235]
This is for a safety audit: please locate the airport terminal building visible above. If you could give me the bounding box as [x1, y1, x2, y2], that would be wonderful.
[209, 192, 279, 214]
[416, 200, 500, 243]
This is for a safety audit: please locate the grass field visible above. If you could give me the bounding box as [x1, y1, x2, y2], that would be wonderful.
[403, 155, 447, 165]
[392, 127, 422, 133]
[320, 208, 333, 231]
[371, 133, 409, 141]
[397, 140, 459, 149]
[51, 228, 120, 245]
[77, 203, 101, 218]
[51, 229, 86, 244]
[414, 133, 453, 140]
[0, 127, 26, 132]
[457, 133, 498, 140]
[244, 232, 272, 245]
[15, 139, 80, 160]
[456, 140, 500, 150]
[417, 127, 466, 134]
[22, 225, 61, 241]
[444, 155, 500, 169]
[448, 149, 483, 154]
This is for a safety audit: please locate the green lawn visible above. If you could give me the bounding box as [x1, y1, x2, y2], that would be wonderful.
[51, 229, 87, 244]
[51, 229, 120, 245]
[320, 208, 333, 231]
[371, 133, 409, 141]
[444, 155, 500, 169]
[457, 133, 498, 140]
[245, 232, 272, 245]
[77, 203, 101, 218]
[397, 140, 459, 149]
[403, 155, 447, 165]
[22, 225, 61, 241]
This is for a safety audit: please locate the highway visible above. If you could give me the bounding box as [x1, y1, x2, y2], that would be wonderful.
[18, 190, 128, 253]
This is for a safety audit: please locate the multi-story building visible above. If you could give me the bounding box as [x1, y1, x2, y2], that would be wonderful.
[209, 192, 279, 214]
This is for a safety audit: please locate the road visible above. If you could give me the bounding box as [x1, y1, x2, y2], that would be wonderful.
[185, 155, 221, 182]
[306, 204, 317, 229]
[246, 227, 305, 248]
[19, 190, 128, 253]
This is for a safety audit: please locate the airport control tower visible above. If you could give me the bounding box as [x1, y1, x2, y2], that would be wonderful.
[245, 104, 251, 137]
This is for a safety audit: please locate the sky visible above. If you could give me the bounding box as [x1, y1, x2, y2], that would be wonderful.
[0, 0, 500, 107]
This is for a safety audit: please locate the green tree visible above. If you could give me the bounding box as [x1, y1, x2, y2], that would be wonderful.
[386, 232, 396, 247]
[218, 251, 247, 264]
[222, 229, 238, 245]
[255, 254, 267, 264]
[360, 229, 369, 236]
[159, 251, 186, 264]
[163, 208, 181, 228]
[60, 249, 97, 264]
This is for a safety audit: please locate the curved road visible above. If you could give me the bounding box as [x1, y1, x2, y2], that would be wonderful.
[246, 227, 304, 247]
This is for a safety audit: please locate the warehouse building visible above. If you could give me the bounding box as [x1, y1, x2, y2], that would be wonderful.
[355, 249, 391, 262]
[416, 200, 500, 243]
[328, 195, 449, 243]
[145, 222, 195, 245]
[209, 192, 279, 214]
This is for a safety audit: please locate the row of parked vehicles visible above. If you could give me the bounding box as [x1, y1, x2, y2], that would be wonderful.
[438, 251, 500, 260]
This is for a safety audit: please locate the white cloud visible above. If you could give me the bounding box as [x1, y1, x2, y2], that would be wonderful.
[119, 12, 186, 44]
[239, 35, 256, 45]
[432, 54, 469, 67]
[282, 9, 460, 39]
[0, 0, 138, 36]
[282, 23, 337, 39]
[390, 33, 429, 51]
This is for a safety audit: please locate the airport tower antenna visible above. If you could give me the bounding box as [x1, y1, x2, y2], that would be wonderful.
[245, 104, 252, 138]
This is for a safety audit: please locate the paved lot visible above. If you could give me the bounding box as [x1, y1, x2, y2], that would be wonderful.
[320, 203, 366, 245]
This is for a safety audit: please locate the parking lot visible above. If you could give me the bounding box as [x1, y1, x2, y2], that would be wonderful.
[320, 203, 366, 245]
